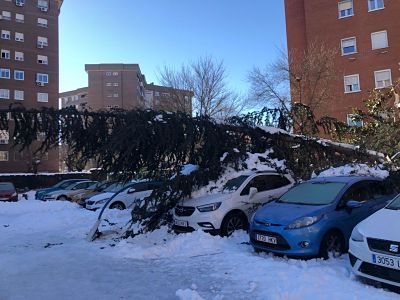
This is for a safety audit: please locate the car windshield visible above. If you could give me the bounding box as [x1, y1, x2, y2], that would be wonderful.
[387, 195, 400, 210]
[54, 180, 75, 189]
[223, 175, 249, 192]
[0, 182, 14, 190]
[86, 182, 99, 190]
[277, 182, 346, 205]
[104, 182, 130, 192]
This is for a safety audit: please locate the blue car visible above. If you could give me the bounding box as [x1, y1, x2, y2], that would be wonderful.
[35, 179, 90, 200]
[250, 176, 396, 258]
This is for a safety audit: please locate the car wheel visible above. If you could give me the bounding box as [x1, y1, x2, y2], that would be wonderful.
[57, 195, 69, 201]
[320, 230, 345, 259]
[220, 211, 248, 237]
[109, 202, 126, 210]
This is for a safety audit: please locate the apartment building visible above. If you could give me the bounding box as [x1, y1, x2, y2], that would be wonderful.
[0, 0, 63, 172]
[285, 0, 400, 125]
[60, 64, 193, 114]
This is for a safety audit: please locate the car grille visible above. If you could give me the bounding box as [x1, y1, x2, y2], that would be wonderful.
[86, 201, 95, 205]
[175, 206, 195, 217]
[359, 262, 400, 284]
[172, 225, 195, 233]
[250, 230, 291, 251]
[367, 238, 400, 257]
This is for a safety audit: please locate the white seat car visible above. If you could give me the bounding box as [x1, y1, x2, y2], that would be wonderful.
[173, 171, 294, 236]
[86, 181, 161, 211]
[349, 194, 400, 288]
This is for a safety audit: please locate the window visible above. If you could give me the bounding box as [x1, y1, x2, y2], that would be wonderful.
[36, 73, 49, 84]
[37, 36, 48, 48]
[338, 0, 354, 18]
[368, 0, 384, 11]
[0, 130, 9, 144]
[114, 105, 119, 108]
[113, 93, 119, 97]
[37, 93, 48, 102]
[15, 32, 24, 42]
[14, 70, 24, 81]
[106, 105, 112, 109]
[106, 82, 112, 87]
[374, 69, 392, 88]
[37, 18, 48, 27]
[0, 89, 10, 99]
[371, 30, 388, 50]
[37, 55, 48, 64]
[341, 37, 357, 55]
[15, 0, 25, 7]
[113, 72, 119, 76]
[344, 75, 360, 93]
[339, 181, 372, 208]
[15, 51, 24, 61]
[1, 30, 11, 40]
[0, 68, 10, 79]
[16, 13, 24, 23]
[113, 83, 119, 87]
[1, 11, 11, 21]
[0, 151, 9, 161]
[38, 0, 48, 10]
[14, 90, 24, 100]
[36, 132, 46, 141]
[1, 50, 10, 59]
[347, 114, 363, 127]
[105, 72, 112, 76]
[154, 92, 160, 96]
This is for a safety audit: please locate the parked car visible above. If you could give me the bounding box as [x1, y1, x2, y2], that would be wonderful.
[349, 194, 400, 288]
[0, 182, 18, 202]
[249, 176, 396, 258]
[84, 182, 133, 210]
[173, 171, 295, 236]
[43, 181, 99, 201]
[72, 181, 115, 205]
[85, 181, 162, 210]
[35, 179, 91, 200]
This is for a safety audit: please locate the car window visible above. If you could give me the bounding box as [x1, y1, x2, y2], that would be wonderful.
[74, 182, 91, 190]
[338, 181, 373, 207]
[387, 195, 400, 210]
[131, 183, 150, 192]
[58, 181, 75, 189]
[0, 182, 14, 190]
[240, 175, 288, 196]
[223, 175, 249, 192]
[369, 181, 393, 199]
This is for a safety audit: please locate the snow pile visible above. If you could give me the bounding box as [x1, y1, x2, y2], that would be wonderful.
[176, 288, 204, 300]
[316, 164, 389, 179]
[113, 227, 248, 260]
[192, 150, 287, 198]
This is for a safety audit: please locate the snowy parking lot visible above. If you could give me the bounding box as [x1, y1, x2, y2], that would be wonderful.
[0, 196, 398, 300]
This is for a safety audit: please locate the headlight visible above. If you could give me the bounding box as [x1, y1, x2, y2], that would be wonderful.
[95, 198, 109, 205]
[197, 202, 222, 212]
[351, 226, 364, 242]
[285, 216, 322, 230]
[12, 192, 17, 197]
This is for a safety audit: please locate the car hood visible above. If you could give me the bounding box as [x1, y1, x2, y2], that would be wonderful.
[358, 208, 400, 242]
[0, 189, 15, 195]
[180, 193, 232, 207]
[254, 202, 330, 226]
[37, 187, 58, 195]
[87, 192, 114, 202]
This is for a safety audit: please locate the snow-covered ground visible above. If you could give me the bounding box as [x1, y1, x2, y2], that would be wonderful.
[0, 193, 398, 300]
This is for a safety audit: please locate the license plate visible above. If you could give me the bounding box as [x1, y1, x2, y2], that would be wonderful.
[372, 254, 400, 270]
[174, 219, 188, 227]
[256, 234, 277, 244]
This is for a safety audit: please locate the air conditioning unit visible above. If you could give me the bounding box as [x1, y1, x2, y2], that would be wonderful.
[36, 81, 45, 86]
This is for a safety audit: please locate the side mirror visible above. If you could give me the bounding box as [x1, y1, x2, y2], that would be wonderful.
[249, 187, 258, 199]
[127, 188, 136, 194]
[346, 200, 362, 209]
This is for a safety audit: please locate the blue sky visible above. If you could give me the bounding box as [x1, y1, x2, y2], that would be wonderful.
[59, 0, 287, 94]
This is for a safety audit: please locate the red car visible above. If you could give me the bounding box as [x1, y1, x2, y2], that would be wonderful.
[0, 182, 18, 202]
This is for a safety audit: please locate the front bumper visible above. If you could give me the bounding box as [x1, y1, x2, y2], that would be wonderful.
[349, 238, 400, 288]
[249, 221, 324, 257]
[173, 208, 224, 234]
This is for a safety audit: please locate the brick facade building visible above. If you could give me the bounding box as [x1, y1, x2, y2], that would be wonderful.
[0, 0, 63, 172]
[285, 0, 400, 125]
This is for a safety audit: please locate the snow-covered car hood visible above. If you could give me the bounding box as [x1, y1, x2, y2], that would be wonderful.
[180, 193, 232, 207]
[254, 202, 329, 226]
[358, 208, 400, 242]
[87, 192, 114, 202]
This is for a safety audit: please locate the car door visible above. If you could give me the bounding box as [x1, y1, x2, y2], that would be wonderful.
[332, 181, 374, 239]
[238, 174, 292, 214]
[124, 183, 155, 209]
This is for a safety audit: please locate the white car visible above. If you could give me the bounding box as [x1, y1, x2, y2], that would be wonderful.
[173, 171, 294, 236]
[349, 194, 400, 288]
[85, 181, 161, 211]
